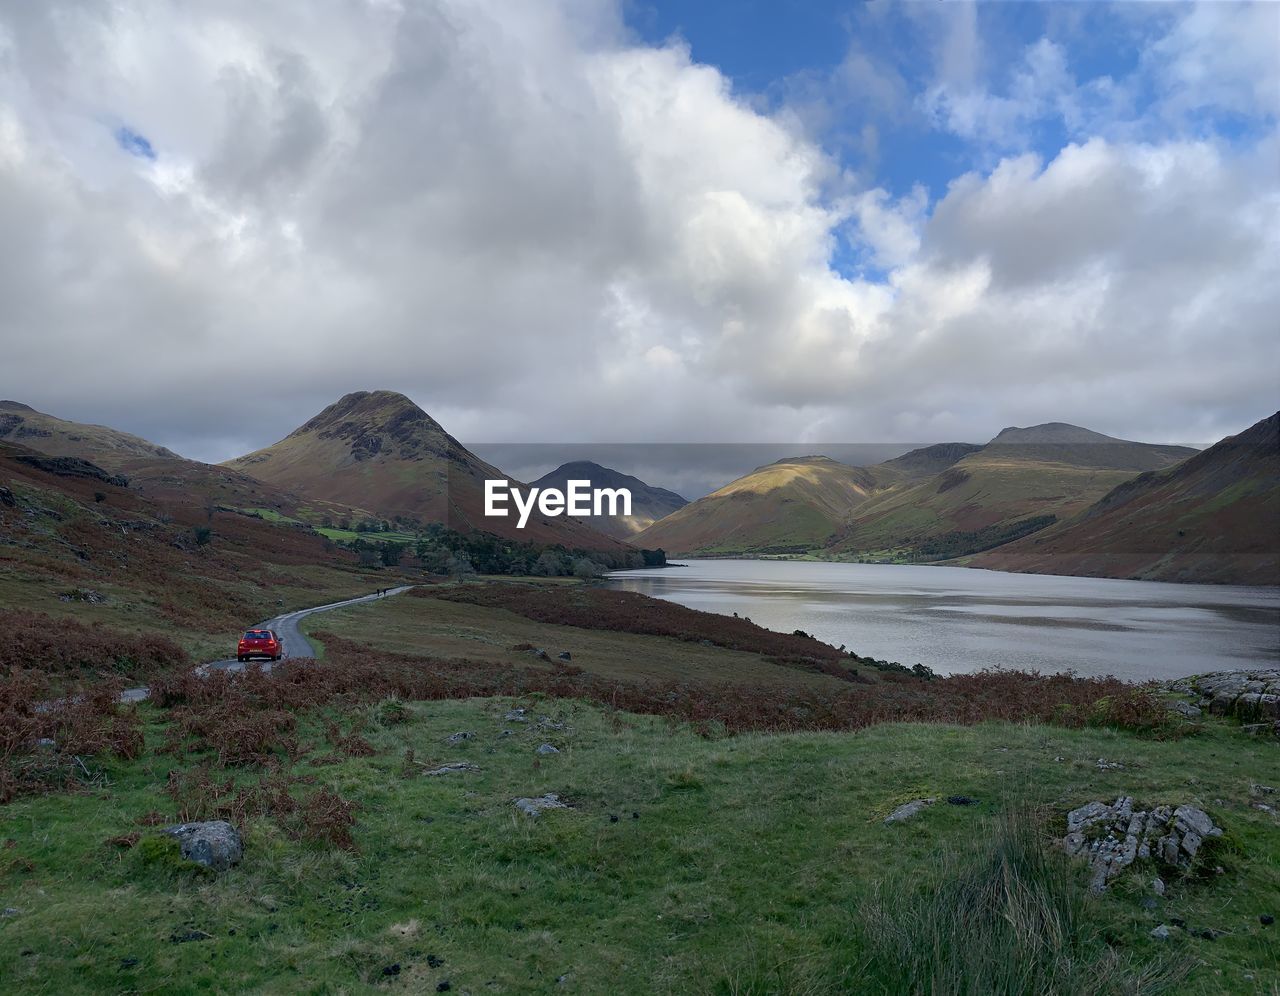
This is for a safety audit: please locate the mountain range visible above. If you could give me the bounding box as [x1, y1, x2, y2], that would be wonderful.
[2, 392, 1274, 584]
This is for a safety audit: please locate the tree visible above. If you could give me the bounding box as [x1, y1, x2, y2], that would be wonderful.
[532, 550, 566, 576]
[193, 526, 212, 547]
[445, 551, 476, 579]
[380, 541, 405, 567]
[572, 557, 604, 579]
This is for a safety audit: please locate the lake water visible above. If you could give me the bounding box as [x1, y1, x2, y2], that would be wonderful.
[605, 560, 1280, 681]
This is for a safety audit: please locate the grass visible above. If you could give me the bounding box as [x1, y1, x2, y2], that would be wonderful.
[1, 698, 1276, 994]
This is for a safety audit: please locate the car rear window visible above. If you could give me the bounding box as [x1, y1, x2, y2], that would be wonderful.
[243, 631, 271, 639]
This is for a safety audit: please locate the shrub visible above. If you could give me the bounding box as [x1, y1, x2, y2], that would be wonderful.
[856, 808, 1190, 994]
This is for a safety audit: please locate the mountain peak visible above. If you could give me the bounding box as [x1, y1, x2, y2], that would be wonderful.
[989, 422, 1118, 446]
[0, 400, 36, 412]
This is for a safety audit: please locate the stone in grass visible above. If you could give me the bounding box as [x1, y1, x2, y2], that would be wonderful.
[443, 731, 475, 746]
[504, 708, 529, 723]
[1150, 925, 1171, 941]
[514, 793, 569, 817]
[884, 798, 936, 824]
[162, 820, 243, 872]
[423, 762, 479, 777]
[536, 743, 560, 755]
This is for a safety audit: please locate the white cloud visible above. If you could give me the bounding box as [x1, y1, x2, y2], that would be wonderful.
[0, 0, 1275, 466]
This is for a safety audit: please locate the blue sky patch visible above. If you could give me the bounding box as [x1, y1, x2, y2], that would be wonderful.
[115, 125, 156, 160]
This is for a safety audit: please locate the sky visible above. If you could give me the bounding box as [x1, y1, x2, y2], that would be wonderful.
[0, 0, 1277, 469]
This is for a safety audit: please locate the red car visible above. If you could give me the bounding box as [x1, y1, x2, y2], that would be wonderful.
[237, 629, 283, 663]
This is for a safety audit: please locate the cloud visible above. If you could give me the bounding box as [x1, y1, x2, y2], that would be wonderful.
[0, 0, 1275, 468]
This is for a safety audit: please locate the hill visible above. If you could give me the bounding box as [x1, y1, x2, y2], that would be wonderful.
[0, 438, 383, 667]
[635, 455, 879, 555]
[637, 425, 1199, 560]
[830, 423, 1198, 561]
[529, 461, 687, 540]
[224, 391, 627, 552]
[0, 401, 181, 471]
[971, 412, 1280, 584]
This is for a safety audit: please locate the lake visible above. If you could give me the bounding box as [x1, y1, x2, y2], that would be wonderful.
[605, 560, 1280, 681]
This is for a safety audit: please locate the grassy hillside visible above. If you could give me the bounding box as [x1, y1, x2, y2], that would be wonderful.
[0, 439, 400, 667]
[636, 456, 879, 555]
[0, 401, 181, 471]
[636, 425, 1199, 562]
[972, 412, 1280, 585]
[224, 391, 627, 553]
[1, 588, 1275, 994]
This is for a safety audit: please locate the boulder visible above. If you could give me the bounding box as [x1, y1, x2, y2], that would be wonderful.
[1061, 798, 1222, 893]
[443, 731, 474, 746]
[535, 743, 559, 755]
[162, 820, 243, 872]
[423, 762, 478, 776]
[514, 793, 568, 818]
[884, 798, 935, 824]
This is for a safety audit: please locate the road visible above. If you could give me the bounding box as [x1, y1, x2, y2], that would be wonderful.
[119, 585, 414, 703]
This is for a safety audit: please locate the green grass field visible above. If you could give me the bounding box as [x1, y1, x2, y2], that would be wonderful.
[1, 696, 1276, 994]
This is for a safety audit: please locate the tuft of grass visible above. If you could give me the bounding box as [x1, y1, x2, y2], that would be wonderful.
[856, 807, 1192, 995]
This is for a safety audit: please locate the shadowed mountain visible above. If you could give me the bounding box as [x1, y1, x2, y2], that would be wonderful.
[971, 412, 1279, 585]
[635, 456, 879, 556]
[223, 391, 627, 551]
[830, 424, 1199, 560]
[529, 461, 686, 540]
[0, 400, 181, 471]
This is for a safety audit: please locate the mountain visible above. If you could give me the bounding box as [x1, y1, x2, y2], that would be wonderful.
[223, 390, 626, 551]
[971, 412, 1279, 585]
[529, 461, 686, 540]
[634, 456, 879, 556]
[829, 424, 1198, 560]
[0, 400, 181, 471]
[0, 400, 336, 523]
[637, 424, 1199, 560]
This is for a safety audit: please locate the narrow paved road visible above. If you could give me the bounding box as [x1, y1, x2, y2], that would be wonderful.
[119, 585, 414, 703]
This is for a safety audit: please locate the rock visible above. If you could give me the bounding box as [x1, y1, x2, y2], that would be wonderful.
[162, 821, 242, 872]
[1168, 700, 1202, 718]
[0, 487, 15, 508]
[1153, 877, 1165, 896]
[538, 717, 565, 731]
[1096, 757, 1124, 770]
[535, 743, 559, 755]
[1261, 914, 1274, 926]
[423, 762, 479, 776]
[1150, 925, 1171, 940]
[1061, 798, 1223, 892]
[946, 795, 977, 806]
[1166, 670, 1280, 718]
[557, 651, 572, 661]
[382, 964, 401, 977]
[514, 793, 569, 817]
[885, 798, 936, 824]
[504, 708, 529, 723]
[2, 907, 21, 917]
[529, 648, 550, 661]
[1252, 783, 1277, 796]
[443, 731, 474, 746]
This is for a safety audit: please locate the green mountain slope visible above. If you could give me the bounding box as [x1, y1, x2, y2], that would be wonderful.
[970, 412, 1279, 584]
[224, 391, 626, 551]
[634, 456, 879, 555]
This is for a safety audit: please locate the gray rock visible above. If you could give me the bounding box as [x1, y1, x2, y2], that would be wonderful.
[1153, 877, 1166, 897]
[1150, 925, 1171, 941]
[557, 651, 572, 661]
[1062, 797, 1222, 892]
[504, 708, 529, 723]
[2, 907, 20, 917]
[423, 762, 479, 776]
[1166, 670, 1280, 718]
[162, 820, 243, 871]
[536, 743, 560, 755]
[514, 793, 568, 817]
[1168, 700, 1202, 718]
[884, 798, 936, 824]
[443, 731, 474, 746]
